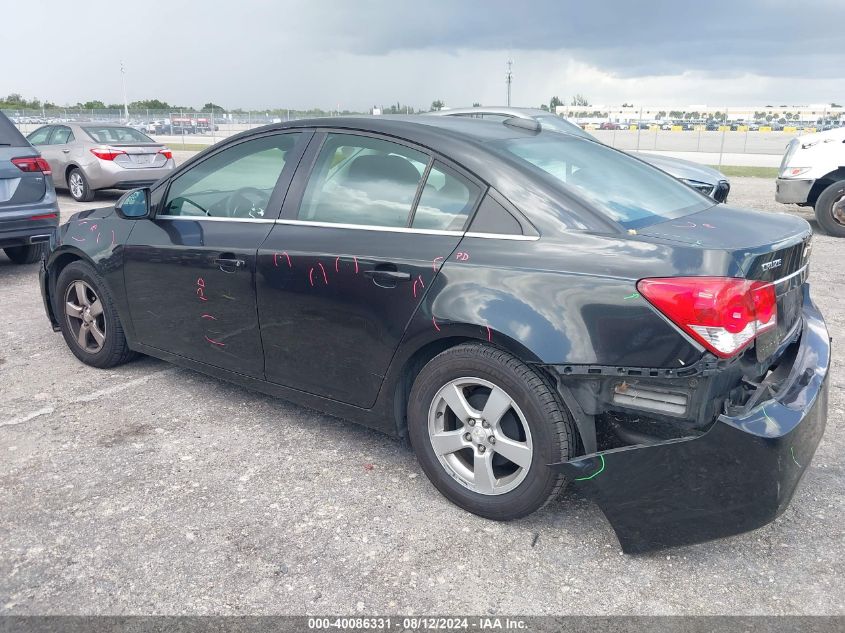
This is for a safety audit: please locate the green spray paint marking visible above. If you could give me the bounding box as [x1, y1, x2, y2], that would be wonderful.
[623, 293, 640, 300]
[575, 454, 606, 481]
[791, 446, 802, 468]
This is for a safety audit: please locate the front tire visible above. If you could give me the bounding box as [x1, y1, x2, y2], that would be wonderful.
[55, 261, 136, 368]
[3, 243, 45, 265]
[68, 168, 95, 202]
[814, 180, 845, 238]
[408, 343, 577, 520]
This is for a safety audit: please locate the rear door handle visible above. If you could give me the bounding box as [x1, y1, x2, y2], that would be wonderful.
[214, 253, 246, 272]
[62, 149, 70, 153]
[364, 270, 411, 281]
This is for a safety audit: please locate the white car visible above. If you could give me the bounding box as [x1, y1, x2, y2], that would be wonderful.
[776, 126, 845, 237]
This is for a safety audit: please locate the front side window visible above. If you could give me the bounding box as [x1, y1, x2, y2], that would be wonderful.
[162, 133, 301, 218]
[492, 134, 713, 229]
[83, 126, 155, 144]
[412, 162, 481, 230]
[26, 126, 53, 146]
[298, 133, 428, 228]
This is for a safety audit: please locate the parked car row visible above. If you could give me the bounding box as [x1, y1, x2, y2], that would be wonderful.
[581, 119, 845, 132]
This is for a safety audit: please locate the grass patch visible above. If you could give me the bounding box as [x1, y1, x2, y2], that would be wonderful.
[166, 142, 213, 152]
[708, 165, 779, 178]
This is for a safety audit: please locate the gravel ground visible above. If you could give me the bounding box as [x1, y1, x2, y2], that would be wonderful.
[0, 177, 842, 615]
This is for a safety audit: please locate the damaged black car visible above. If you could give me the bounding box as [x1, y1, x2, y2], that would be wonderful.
[39, 116, 829, 552]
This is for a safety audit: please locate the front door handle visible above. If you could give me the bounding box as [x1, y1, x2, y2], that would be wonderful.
[62, 149, 70, 153]
[214, 253, 246, 273]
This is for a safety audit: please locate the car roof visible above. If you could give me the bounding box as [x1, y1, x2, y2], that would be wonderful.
[247, 114, 545, 147]
[428, 106, 555, 119]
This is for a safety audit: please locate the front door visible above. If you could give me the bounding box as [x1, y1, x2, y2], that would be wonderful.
[123, 131, 308, 377]
[257, 131, 483, 407]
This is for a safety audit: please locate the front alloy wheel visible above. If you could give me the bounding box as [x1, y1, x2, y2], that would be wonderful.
[428, 377, 533, 495]
[64, 280, 106, 353]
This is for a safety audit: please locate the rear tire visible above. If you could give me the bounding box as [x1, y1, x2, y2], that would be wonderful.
[68, 168, 95, 202]
[814, 180, 845, 238]
[408, 343, 577, 520]
[55, 261, 136, 368]
[3, 243, 45, 265]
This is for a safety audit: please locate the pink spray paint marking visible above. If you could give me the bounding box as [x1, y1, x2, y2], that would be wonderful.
[274, 252, 292, 268]
[432, 256, 443, 272]
[672, 221, 697, 229]
[196, 278, 207, 301]
[432, 316, 441, 332]
[353, 256, 359, 274]
[90, 224, 98, 232]
[317, 262, 328, 285]
[204, 335, 225, 347]
[412, 275, 426, 298]
[455, 252, 469, 262]
[702, 223, 716, 229]
[96, 233, 100, 244]
[201, 314, 217, 320]
[308, 267, 315, 287]
[110, 230, 116, 247]
[70, 236, 86, 242]
[335, 256, 340, 273]
[486, 325, 492, 342]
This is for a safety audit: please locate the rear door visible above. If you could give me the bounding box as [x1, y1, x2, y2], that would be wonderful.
[257, 131, 484, 407]
[123, 130, 309, 377]
[37, 125, 74, 182]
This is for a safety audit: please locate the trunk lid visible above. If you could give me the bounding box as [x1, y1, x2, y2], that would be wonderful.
[639, 204, 811, 357]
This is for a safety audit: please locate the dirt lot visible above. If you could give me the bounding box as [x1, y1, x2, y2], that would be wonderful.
[1, 177, 842, 615]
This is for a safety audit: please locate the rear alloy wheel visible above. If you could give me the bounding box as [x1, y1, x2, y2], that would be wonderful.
[55, 261, 136, 368]
[3, 243, 45, 265]
[408, 343, 577, 520]
[814, 180, 845, 238]
[68, 168, 95, 202]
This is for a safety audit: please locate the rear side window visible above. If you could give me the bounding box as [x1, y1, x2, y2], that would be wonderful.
[83, 126, 154, 144]
[162, 133, 301, 218]
[298, 133, 428, 228]
[411, 162, 481, 231]
[51, 127, 74, 144]
[0, 113, 30, 147]
[469, 193, 523, 235]
[25, 126, 53, 146]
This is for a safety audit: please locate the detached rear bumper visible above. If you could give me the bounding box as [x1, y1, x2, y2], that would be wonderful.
[552, 285, 830, 553]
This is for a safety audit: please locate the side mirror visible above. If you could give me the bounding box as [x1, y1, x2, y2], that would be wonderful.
[115, 188, 150, 219]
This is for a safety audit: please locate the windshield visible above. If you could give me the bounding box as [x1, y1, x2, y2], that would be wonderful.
[83, 126, 155, 144]
[534, 115, 594, 140]
[492, 134, 713, 229]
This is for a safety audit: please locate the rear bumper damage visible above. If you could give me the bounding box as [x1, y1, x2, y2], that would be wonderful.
[550, 286, 830, 553]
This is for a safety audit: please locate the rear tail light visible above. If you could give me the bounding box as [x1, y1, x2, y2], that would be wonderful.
[90, 147, 127, 161]
[158, 148, 172, 160]
[12, 156, 52, 176]
[637, 277, 777, 358]
[29, 213, 58, 221]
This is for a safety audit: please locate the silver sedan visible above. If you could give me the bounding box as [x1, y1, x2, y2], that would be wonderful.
[26, 122, 176, 201]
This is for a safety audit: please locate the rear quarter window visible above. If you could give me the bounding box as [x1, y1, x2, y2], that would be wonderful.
[0, 113, 31, 147]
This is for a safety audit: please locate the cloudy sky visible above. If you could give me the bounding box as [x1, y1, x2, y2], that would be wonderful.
[5, 0, 843, 110]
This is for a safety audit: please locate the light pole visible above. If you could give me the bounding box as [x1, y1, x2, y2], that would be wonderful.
[505, 58, 513, 107]
[120, 61, 129, 122]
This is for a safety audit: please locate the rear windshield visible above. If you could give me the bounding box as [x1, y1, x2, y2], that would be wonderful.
[0, 112, 30, 147]
[83, 126, 155, 144]
[491, 134, 713, 229]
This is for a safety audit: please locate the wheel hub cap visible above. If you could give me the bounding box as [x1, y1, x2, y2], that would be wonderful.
[428, 377, 533, 496]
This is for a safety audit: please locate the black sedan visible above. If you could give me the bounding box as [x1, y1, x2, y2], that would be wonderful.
[39, 116, 829, 553]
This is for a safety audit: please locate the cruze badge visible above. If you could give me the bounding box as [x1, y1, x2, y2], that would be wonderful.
[761, 258, 782, 272]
